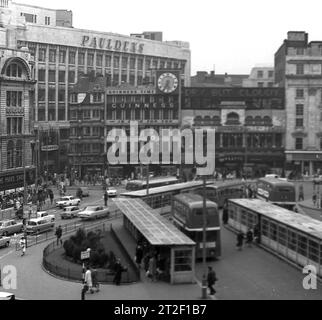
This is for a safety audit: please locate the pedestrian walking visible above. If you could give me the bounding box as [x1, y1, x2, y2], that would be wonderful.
[84, 266, 94, 294]
[246, 229, 253, 247]
[91, 268, 99, 293]
[113, 259, 126, 285]
[312, 194, 317, 207]
[148, 254, 157, 281]
[207, 266, 217, 295]
[20, 236, 26, 256]
[55, 225, 63, 246]
[253, 224, 260, 244]
[236, 232, 244, 251]
[135, 243, 144, 269]
[298, 184, 304, 202]
[104, 192, 108, 207]
[222, 203, 229, 225]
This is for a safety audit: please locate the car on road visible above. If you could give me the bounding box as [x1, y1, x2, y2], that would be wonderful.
[106, 187, 117, 198]
[26, 217, 55, 234]
[0, 219, 24, 236]
[0, 235, 11, 248]
[78, 206, 109, 220]
[78, 187, 90, 197]
[56, 196, 81, 208]
[60, 206, 81, 219]
[36, 211, 55, 222]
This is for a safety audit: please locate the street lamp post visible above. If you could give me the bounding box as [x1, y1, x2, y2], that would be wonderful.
[201, 175, 207, 299]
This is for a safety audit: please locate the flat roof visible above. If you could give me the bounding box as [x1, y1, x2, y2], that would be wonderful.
[174, 193, 218, 208]
[113, 198, 195, 246]
[258, 178, 295, 187]
[229, 199, 322, 240]
[127, 176, 178, 185]
[121, 180, 213, 198]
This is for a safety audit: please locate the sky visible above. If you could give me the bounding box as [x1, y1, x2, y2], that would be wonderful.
[17, 0, 322, 75]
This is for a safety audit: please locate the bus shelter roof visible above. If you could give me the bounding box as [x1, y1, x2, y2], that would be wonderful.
[113, 198, 196, 246]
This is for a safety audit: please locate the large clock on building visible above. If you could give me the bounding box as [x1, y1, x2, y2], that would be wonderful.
[157, 72, 179, 93]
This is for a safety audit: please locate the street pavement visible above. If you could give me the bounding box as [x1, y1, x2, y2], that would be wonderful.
[1, 182, 322, 300]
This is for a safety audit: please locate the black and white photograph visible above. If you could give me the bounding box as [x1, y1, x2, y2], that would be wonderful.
[0, 0, 321, 304]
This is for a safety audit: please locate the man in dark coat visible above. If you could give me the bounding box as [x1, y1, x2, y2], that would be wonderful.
[113, 259, 125, 285]
[222, 204, 229, 225]
[236, 232, 244, 250]
[135, 244, 144, 268]
[55, 225, 63, 246]
[207, 266, 217, 295]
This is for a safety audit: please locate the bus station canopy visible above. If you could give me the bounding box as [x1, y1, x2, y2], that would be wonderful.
[113, 198, 195, 246]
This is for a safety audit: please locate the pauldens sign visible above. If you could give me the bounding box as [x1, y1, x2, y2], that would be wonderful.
[81, 36, 144, 54]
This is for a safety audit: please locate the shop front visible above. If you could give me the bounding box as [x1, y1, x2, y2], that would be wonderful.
[286, 152, 322, 177]
[0, 167, 36, 193]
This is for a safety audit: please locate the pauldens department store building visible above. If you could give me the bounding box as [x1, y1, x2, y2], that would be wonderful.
[0, 0, 191, 173]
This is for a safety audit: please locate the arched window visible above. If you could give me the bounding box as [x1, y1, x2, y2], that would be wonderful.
[16, 140, 23, 168]
[7, 140, 14, 169]
[193, 116, 202, 126]
[254, 116, 262, 126]
[245, 116, 254, 126]
[226, 112, 240, 125]
[6, 63, 23, 78]
[263, 116, 272, 126]
[213, 116, 221, 126]
[204, 115, 212, 125]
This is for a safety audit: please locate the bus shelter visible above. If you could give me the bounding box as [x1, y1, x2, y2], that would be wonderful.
[113, 198, 196, 284]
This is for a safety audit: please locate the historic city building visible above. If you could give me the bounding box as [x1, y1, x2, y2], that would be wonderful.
[242, 66, 275, 88]
[275, 31, 322, 176]
[0, 0, 191, 176]
[0, 46, 36, 192]
[182, 87, 286, 177]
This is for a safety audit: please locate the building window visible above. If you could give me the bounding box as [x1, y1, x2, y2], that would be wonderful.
[78, 52, 85, 65]
[295, 118, 304, 128]
[296, 47, 304, 55]
[296, 89, 304, 99]
[138, 59, 143, 71]
[38, 49, 46, 62]
[296, 64, 304, 75]
[92, 127, 100, 136]
[122, 56, 128, 69]
[257, 70, 263, 78]
[48, 88, 55, 102]
[96, 54, 103, 67]
[83, 144, 91, 153]
[296, 104, 304, 116]
[21, 12, 37, 23]
[268, 82, 274, 87]
[58, 70, 65, 83]
[70, 127, 77, 136]
[58, 90, 65, 102]
[38, 69, 45, 82]
[58, 107, 65, 121]
[83, 127, 91, 136]
[7, 140, 14, 169]
[295, 138, 303, 150]
[268, 70, 274, 78]
[93, 93, 102, 103]
[6, 91, 22, 107]
[70, 110, 77, 121]
[83, 110, 91, 120]
[92, 110, 100, 119]
[263, 116, 272, 126]
[68, 70, 75, 83]
[6, 118, 11, 134]
[105, 55, 111, 68]
[87, 53, 94, 66]
[257, 82, 264, 87]
[59, 50, 66, 63]
[45, 16, 50, 25]
[49, 49, 56, 63]
[114, 56, 120, 69]
[48, 70, 56, 82]
[6, 63, 23, 78]
[130, 58, 136, 70]
[69, 51, 76, 64]
[226, 112, 240, 125]
[15, 140, 23, 167]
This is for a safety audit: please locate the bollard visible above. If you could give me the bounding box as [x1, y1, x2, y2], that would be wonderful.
[201, 276, 208, 300]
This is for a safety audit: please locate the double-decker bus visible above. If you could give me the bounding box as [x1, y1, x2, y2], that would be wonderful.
[195, 180, 247, 208]
[172, 193, 221, 260]
[256, 177, 296, 210]
[121, 180, 214, 215]
[125, 176, 179, 191]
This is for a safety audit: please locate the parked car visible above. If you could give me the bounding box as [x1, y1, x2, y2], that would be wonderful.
[36, 211, 55, 222]
[0, 235, 11, 248]
[78, 206, 109, 220]
[26, 217, 55, 234]
[60, 206, 81, 219]
[106, 187, 117, 198]
[0, 220, 24, 236]
[56, 196, 81, 208]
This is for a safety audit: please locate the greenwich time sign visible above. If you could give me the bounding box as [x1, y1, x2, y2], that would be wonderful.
[81, 35, 145, 54]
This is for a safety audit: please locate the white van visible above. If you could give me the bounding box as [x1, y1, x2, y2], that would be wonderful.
[26, 217, 55, 234]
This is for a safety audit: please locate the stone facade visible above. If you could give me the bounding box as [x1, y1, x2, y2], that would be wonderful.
[0, 46, 36, 191]
[275, 31, 322, 176]
[243, 66, 275, 87]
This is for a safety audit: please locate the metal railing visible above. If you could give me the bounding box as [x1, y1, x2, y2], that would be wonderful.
[42, 220, 136, 283]
[16, 209, 122, 250]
